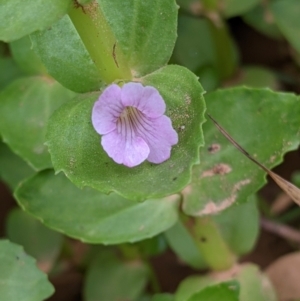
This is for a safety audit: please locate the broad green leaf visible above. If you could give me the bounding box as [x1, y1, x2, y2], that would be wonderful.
[176, 0, 258, 18]
[182, 87, 300, 216]
[0, 77, 76, 170]
[271, 0, 300, 54]
[0, 0, 71, 42]
[136, 235, 168, 257]
[173, 16, 216, 73]
[151, 294, 174, 301]
[84, 251, 149, 301]
[165, 219, 207, 269]
[31, 15, 105, 93]
[46, 65, 205, 200]
[243, 4, 282, 39]
[9, 35, 47, 75]
[222, 0, 260, 18]
[175, 264, 275, 301]
[0, 56, 24, 89]
[96, 0, 178, 77]
[175, 276, 219, 301]
[6, 208, 63, 273]
[213, 195, 259, 256]
[15, 170, 180, 244]
[32, 0, 178, 92]
[173, 15, 237, 81]
[0, 240, 54, 301]
[0, 41, 5, 57]
[187, 281, 239, 301]
[0, 142, 35, 190]
[236, 67, 279, 90]
[238, 264, 277, 301]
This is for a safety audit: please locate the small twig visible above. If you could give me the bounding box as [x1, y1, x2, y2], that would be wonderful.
[261, 217, 300, 244]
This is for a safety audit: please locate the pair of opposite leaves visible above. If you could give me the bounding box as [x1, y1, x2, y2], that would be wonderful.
[208, 114, 300, 206]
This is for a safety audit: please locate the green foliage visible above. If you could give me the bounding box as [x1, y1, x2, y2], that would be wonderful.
[175, 264, 276, 301]
[165, 219, 208, 269]
[0, 56, 24, 89]
[212, 195, 259, 256]
[0, 0, 71, 42]
[187, 281, 239, 301]
[9, 35, 47, 75]
[46, 65, 205, 200]
[166, 195, 259, 270]
[1, 0, 300, 298]
[0, 240, 54, 301]
[31, 15, 104, 93]
[222, 0, 260, 18]
[243, 4, 282, 39]
[6, 208, 63, 271]
[173, 15, 238, 87]
[0, 142, 35, 190]
[151, 295, 174, 301]
[182, 87, 300, 216]
[0, 77, 76, 170]
[97, 0, 178, 77]
[15, 170, 180, 244]
[83, 250, 149, 301]
[271, 0, 300, 54]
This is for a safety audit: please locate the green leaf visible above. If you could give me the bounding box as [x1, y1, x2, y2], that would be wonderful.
[0, 240, 54, 301]
[237, 67, 279, 90]
[31, 15, 105, 93]
[97, 0, 178, 77]
[165, 219, 207, 269]
[238, 264, 277, 301]
[175, 276, 220, 301]
[136, 235, 168, 257]
[0, 0, 71, 42]
[222, 0, 260, 18]
[15, 170, 180, 244]
[84, 251, 149, 301]
[173, 15, 237, 81]
[6, 208, 63, 273]
[182, 87, 300, 216]
[176, 0, 258, 18]
[0, 142, 35, 190]
[173, 16, 216, 73]
[187, 281, 239, 301]
[9, 35, 47, 75]
[46, 65, 206, 200]
[0, 76, 76, 170]
[0, 56, 24, 89]
[175, 264, 276, 301]
[271, 0, 300, 54]
[213, 195, 259, 256]
[151, 294, 174, 301]
[243, 4, 282, 39]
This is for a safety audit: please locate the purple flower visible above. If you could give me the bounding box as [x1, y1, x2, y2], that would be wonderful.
[92, 83, 178, 168]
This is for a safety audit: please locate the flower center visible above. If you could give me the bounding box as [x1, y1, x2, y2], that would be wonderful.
[117, 106, 144, 137]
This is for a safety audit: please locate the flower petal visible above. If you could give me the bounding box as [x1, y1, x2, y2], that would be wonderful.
[101, 130, 150, 168]
[135, 115, 178, 164]
[121, 83, 166, 118]
[92, 84, 123, 135]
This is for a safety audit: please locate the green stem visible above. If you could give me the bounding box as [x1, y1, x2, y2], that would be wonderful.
[68, 2, 132, 83]
[191, 216, 236, 270]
